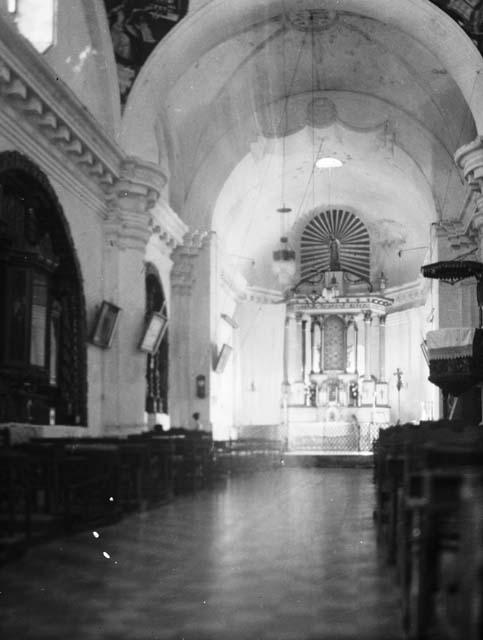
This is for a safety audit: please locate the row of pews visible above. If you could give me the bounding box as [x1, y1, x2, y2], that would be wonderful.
[373, 420, 483, 640]
[0, 428, 283, 564]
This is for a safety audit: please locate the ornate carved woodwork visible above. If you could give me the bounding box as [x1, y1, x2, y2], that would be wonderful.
[145, 266, 168, 414]
[323, 315, 345, 371]
[0, 151, 87, 425]
[300, 209, 370, 282]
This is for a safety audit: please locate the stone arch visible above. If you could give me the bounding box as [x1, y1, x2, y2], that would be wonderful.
[121, 0, 483, 164]
[0, 151, 87, 425]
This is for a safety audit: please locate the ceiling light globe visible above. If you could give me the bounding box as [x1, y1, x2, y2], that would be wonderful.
[315, 157, 343, 169]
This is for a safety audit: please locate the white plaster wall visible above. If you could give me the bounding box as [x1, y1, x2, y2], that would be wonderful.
[385, 305, 437, 424]
[236, 301, 285, 428]
[210, 281, 237, 439]
[46, 1, 120, 136]
[0, 1, 120, 137]
[168, 242, 212, 429]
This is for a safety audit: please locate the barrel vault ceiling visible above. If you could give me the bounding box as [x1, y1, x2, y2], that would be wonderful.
[120, 2, 478, 291]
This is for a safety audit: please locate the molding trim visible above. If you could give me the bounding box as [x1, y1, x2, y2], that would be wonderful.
[0, 17, 121, 192]
[384, 280, 427, 312]
[246, 286, 285, 304]
[150, 198, 188, 251]
[0, 15, 170, 247]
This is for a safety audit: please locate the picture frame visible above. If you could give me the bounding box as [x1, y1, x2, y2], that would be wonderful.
[375, 382, 389, 406]
[139, 312, 168, 355]
[90, 301, 121, 349]
[360, 378, 376, 406]
[214, 343, 232, 373]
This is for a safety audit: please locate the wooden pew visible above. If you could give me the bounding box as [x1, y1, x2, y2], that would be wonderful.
[61, 443, 122, 531]
[0, 447, 31, 563]
[213, 438, 283, 476]
[373, 421, 483, 640]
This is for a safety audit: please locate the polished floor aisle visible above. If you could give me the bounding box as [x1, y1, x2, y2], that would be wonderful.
[0, 468, 403, 640]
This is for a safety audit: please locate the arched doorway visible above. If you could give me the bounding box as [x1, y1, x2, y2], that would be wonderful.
[145, 265, 168, 415]
[0, 151, 87, 425]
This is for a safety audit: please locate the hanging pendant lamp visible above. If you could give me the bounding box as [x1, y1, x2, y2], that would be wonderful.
[272, 206, 296, 285]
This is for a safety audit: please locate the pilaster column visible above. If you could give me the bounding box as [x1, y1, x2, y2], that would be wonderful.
[310, 318, 315, 374]
[295, 315, 303, 382]
[455, 137, 483, 421]
[379, 315, 386, 381]
[312, 320, 320, 374]
[319, 315, 325, 372]
[169, 245, 197, 428]
[354, 319, 359, 375]
[302, 314, 311, 383]
[283, 314, 290, 386]
[364, 311, 372, 379]
[343, 316, 349, 373]
[455, 137, 483, 260]
[287, 312, 299, 383]
[103, 157, 165, 433]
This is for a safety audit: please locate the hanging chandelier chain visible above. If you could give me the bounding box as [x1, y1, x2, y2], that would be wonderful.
[279, 20, 309, 212]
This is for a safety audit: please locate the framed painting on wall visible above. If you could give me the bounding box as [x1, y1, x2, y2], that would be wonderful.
[90, 301, 121, 349]
[214, 343, 232, 374]
[139, 312, 168, 355]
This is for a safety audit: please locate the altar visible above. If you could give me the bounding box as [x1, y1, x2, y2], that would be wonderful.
[282, 270, 393, 452]
[287, 405, 390, 452]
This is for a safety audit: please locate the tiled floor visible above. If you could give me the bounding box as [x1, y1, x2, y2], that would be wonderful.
[0, 468, 403, 640]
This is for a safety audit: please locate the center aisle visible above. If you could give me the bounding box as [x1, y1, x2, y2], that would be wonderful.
[0, 468, 403, 640]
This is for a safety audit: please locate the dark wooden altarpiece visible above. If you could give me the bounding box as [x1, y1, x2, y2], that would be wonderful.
[0, 152, 87, 426]
[145, 266, 168, 414]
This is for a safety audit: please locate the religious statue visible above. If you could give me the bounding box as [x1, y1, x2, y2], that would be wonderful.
[328, 233, 341, 270]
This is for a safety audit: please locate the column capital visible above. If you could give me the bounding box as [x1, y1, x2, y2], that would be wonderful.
[455, 136, 483, 194]
[379, 314, 386, 326]
[363, 310, 372, 324]
[106, 156, 166, 250]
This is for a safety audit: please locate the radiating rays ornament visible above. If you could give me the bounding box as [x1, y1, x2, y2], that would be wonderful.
[300, 209, 370, 281]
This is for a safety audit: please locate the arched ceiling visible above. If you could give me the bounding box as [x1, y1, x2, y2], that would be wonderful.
[121, 1, 480, 292]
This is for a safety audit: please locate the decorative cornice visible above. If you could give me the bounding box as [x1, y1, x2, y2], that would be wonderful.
[246, 286, 284, 304]
[150, 198, 188, 252]
[384, 280, 427, 312]
[104, 157, 166, 250]
[436, 218, 479, 252]
[184, 229, 212, 250]
[0, 17, 123, 194]
[290, 295, 393, 315]
[0, 16, 169, 248]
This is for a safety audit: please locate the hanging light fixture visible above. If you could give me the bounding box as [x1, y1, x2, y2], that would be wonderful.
[272, 207, 296, 286]
[272, 17, 296, 287]
[315, 156, 343, 169]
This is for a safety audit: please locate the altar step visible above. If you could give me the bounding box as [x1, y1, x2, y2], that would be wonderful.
[283, 450, 374, 468]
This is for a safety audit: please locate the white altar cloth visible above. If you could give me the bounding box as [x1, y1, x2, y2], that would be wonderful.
[426, 327, 475, 360]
